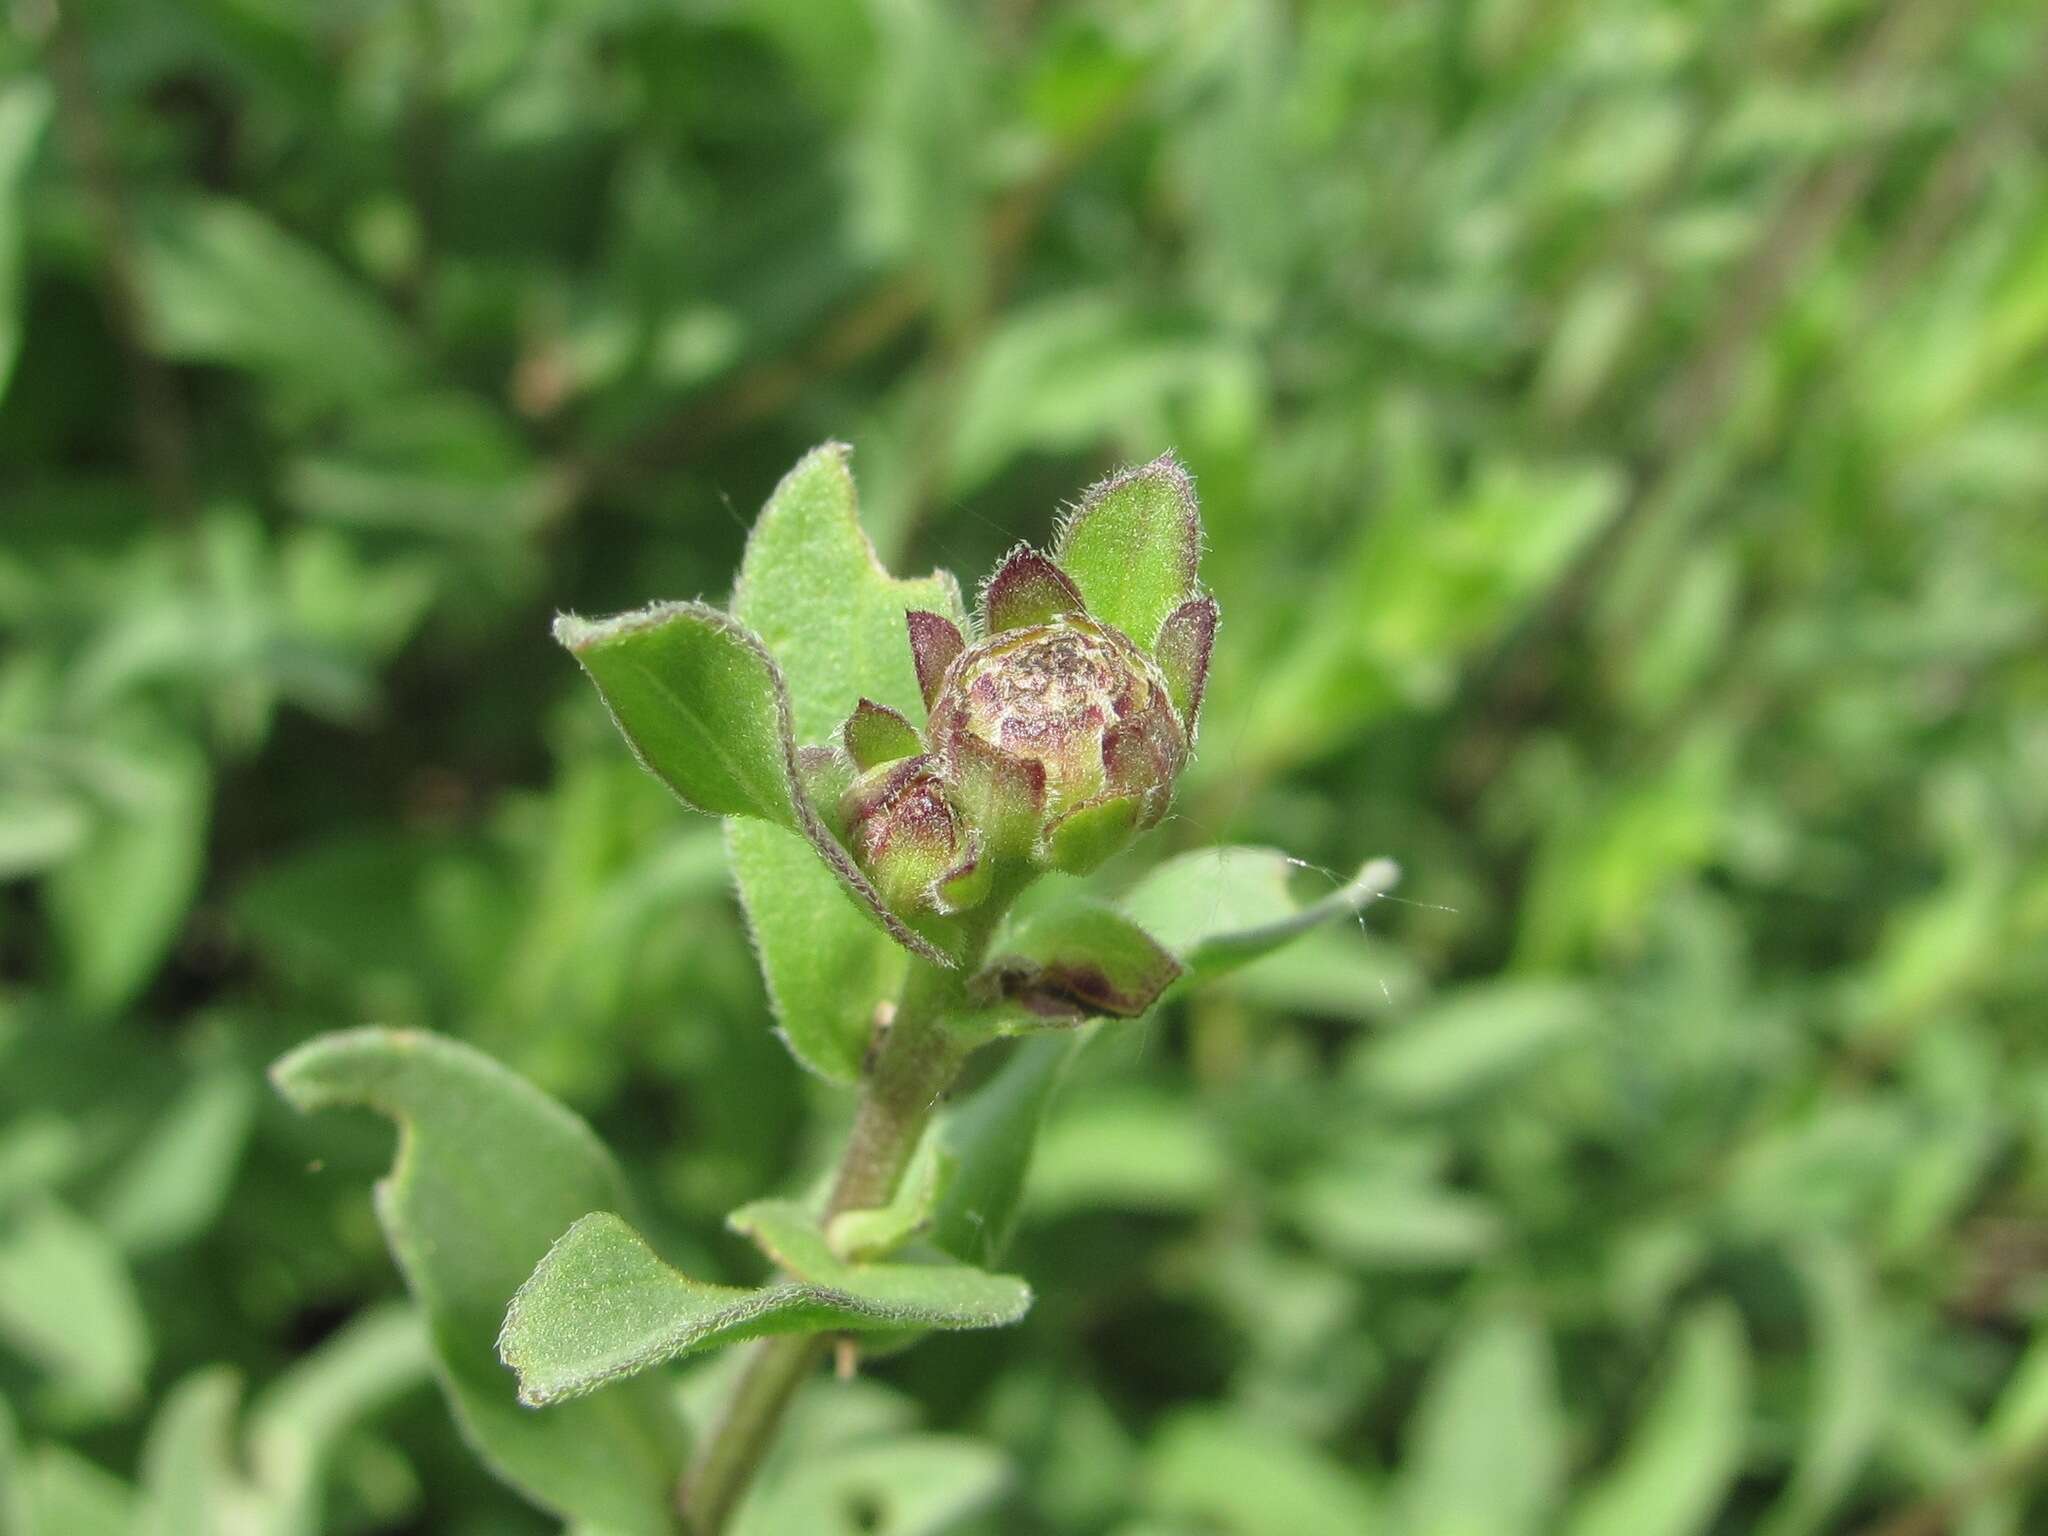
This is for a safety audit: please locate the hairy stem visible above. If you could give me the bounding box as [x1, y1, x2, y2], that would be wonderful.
[677, 956, 978, 1535]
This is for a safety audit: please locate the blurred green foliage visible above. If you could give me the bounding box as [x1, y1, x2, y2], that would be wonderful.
[3, 0, 2046, 1532]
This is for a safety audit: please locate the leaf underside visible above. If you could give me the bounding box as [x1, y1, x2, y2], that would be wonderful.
[559, 599, 952, 985]
[270, 1029, 687, 1536]
[499, 1210, 1030, 1406]
[1120, 846, 1400, 982]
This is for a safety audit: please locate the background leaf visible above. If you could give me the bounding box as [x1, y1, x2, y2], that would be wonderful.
[1398, 1311, 1565, 1536]
[1565, 1302, 1750, 1536]
[0, 77, 50, 405]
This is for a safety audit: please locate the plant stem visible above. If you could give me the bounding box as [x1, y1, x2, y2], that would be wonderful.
[677, 956, 977, 1535]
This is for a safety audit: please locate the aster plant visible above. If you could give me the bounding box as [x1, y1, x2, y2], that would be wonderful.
[273, 447, 1395, 1536]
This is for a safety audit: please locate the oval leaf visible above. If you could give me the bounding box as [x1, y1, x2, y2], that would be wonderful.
[559, 599, 951, 980]
[499, 1210, 1030, 1406]
[270, 1029, 687, 1536]
[728, 445, 970, 1081]
[978, 545, 1086, 634]
[1053, 454, 1202, 651]
[554, 602, 804, 828]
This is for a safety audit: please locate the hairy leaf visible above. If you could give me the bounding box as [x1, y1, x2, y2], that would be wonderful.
[271, 1029, 687, 1536]
[499, 1209, 1030, 1406]
[979, 545, 1086, 633]
[842, 698, 923, 770]
[1041, 793, 1140, 876]
[728, 445, 969, 1081]
[554, 603, 804, 827]
[826, 1138, 956, 1263]
[1153, 594, 1219, 733]
[559, 600, 950, 981]
[1054, 455, 1202, 651]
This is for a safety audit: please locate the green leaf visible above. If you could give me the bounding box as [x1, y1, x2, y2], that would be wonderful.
[1054, 454, 1202, 650]
[136, 1368, 238, 1536]
[0, 1199, 148, 1418]
[1565, 1302, 1750, 1536]
[270, 1028, 687, 1536]
[0, 78, 52, 407]
[1352, 981, 1595, 1110]
[825, 1136, 956, 1262]
[498, 1208, 1030, 1406]
[244, 1303, 433, 1534]
[978, 545, 1086, 633]
[1042, 793, 1140, 875]
[139, 197, 415, 407]
[1120, 848, 1400, 981]
[1759, 1241, 1883, 1536]
[95, 1066, 255, 1257]
[0, 1388, 23, 1535]
[929, 1035, 1081, 1265]
[558, 601, 950, 974]
[16, 1444, 134, 1536]
[842, 698, 923, 770]
[556, 603, 805, 826]
[1287, 1173, 1503, 1269]
[1143, 1408, 1381, 1536]
[130, 1308, 432, 1536]
[43, 731, 209, 1017]
[973, 900, 1182, 1022]
[1026, 1090, 1229, 1218]
[728, 444, 969, 1081]
[736, 1435, 1011, 1536]
[1400, 1311, 1564, 1536]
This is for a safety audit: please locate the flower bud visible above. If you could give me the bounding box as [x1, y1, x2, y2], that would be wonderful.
[837, 755, 966, 914]
[831, 494, 1212, 911]
[928, 612, 1186, 872]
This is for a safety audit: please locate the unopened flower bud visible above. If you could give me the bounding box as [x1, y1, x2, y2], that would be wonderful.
[837, 755, 965, 914]
[928, 613, 1185, 843]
